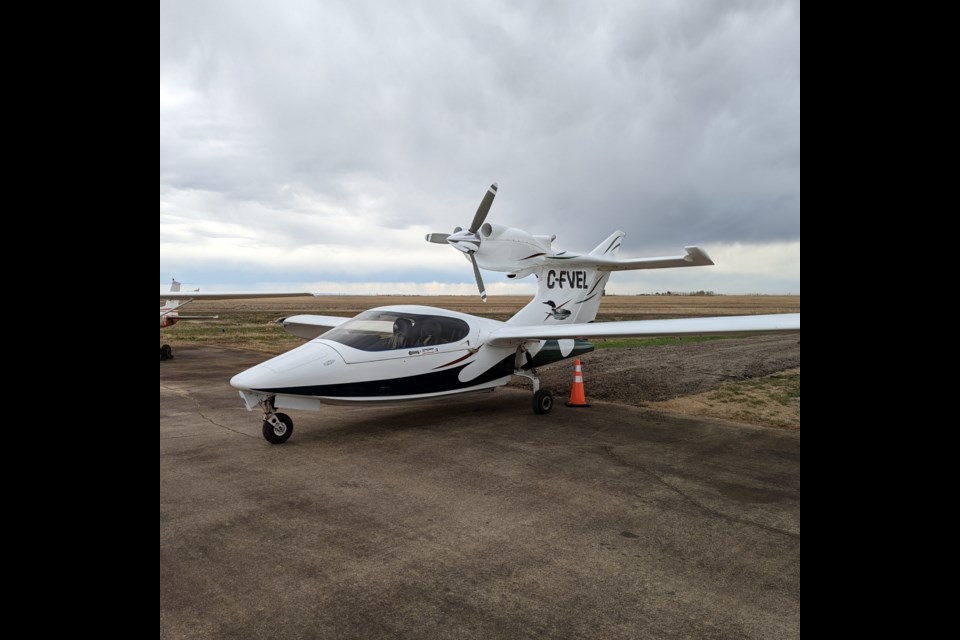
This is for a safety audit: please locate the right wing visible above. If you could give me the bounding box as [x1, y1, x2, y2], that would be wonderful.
[280, 314, 351, 340]
[487, 313, 800, 346]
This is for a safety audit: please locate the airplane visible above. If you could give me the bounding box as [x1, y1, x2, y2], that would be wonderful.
[160, 279, 311, 360]
[230, 183, 800, 443]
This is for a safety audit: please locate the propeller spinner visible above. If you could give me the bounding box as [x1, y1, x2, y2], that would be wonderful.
[426, 182, 498, 301]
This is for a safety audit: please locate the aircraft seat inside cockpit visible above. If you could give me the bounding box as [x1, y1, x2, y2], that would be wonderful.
[419, 319, 444, 346]
[391, 318, 419, 349]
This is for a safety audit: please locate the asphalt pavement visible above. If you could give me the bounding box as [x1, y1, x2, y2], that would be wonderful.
[160, 345, 800, 639]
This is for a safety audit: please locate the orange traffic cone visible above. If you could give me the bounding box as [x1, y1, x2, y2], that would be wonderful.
[565, 359, 592, 407]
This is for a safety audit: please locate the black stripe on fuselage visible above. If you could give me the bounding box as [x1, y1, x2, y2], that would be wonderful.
[254, 354, 517, 398]
[253, 340, 595, 399]
[524, 339, 594, 369]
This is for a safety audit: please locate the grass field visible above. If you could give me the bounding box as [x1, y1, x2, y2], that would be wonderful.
[160, 294, 800, 353]
[650, 368, 801, 430]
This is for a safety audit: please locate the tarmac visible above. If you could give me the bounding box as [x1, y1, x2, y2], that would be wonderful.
[160, 346, 800, 639]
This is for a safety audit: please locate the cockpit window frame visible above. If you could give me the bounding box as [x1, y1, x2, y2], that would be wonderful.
[321, 310, 471, 352]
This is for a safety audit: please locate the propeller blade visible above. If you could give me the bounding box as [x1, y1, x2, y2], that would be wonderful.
[469, 253, 487, 302]
[425, 233, 450, 244]
[469, 182, 498, 233]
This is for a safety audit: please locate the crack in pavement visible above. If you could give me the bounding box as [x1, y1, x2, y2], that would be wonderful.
[600, 445, 800, 540]
[161, 384, 256, 439]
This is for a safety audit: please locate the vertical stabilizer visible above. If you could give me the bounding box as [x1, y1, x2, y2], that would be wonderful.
[507, 232, 627, 326]
[163, 279, 182, 308]
[590, 231, 624, 257]
[507, 266, 610, 326]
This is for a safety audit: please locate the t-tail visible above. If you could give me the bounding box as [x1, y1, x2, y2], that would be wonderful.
[507, 232, 623, 326]
[162, 278, 182, 309]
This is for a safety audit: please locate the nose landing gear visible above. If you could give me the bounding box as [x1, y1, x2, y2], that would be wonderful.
[258, 396, 294, 444]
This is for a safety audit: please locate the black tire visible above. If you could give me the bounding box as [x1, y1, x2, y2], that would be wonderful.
[262, 413, 294, 444]
[160, 344, 173, 361]
[532, 390, 553, 415]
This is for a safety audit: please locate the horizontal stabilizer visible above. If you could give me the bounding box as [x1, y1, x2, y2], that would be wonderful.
[546, 246, 713, 271]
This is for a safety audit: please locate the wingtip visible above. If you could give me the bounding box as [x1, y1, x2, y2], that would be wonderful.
[684, 246, 714, 265]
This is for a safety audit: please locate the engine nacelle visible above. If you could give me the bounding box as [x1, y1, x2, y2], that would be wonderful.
[479, 222, 508, 239]
[475, 224, 556, 272]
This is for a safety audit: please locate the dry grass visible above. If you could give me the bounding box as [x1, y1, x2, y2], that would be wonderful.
[160, 294, 800, 354]
[160, 294, 799, 353]
[166, 294, 800, 319]
[648, 368, 801, 431]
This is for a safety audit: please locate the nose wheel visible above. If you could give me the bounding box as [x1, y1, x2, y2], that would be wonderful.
[160, 344, 174, 361]
[257, 397, 294, 443]
[263, 413, 293, 444]
[262, 412, 294, 444]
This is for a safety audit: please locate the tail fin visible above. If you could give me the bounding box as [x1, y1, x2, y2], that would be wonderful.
[590, 231, 624, 258]
[505, 232, 717, 326]
[507, 266, 609, 326]
[163, 279, 182, 308]
[507, 233, 626, 326]
[507, 269, 610, 327]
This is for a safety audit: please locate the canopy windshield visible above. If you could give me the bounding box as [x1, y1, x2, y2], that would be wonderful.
[322, 310, 470, 352]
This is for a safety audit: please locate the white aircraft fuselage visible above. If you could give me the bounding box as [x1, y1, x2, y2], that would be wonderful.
[231, 304, 592, 410]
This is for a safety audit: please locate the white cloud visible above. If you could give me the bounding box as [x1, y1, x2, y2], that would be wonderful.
[161, 0, 800, 293]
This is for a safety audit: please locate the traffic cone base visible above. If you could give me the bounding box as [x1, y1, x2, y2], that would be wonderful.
[565, 358, 591, 408]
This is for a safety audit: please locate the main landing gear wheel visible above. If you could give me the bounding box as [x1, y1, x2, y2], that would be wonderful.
[262, 412, 294, 444]
[532, 389, 554, 415]
[160, 344, 173, 361]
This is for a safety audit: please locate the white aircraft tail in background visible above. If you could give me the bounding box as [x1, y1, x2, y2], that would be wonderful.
[159, 279, 311, 360]
[160, 279, 218, 328]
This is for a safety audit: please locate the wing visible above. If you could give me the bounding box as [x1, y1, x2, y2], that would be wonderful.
[486, 313, 800, 346]
[159, 291, 312, 301]
[280, 314, 351, 340]
[544, 246, 714, 271]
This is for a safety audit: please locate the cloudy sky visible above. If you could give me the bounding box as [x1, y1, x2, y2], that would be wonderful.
[160, 0, 800, 296]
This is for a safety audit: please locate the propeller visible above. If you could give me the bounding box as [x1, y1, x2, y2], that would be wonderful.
[470, 253, 487, 302]
[425, 182, 498, 301]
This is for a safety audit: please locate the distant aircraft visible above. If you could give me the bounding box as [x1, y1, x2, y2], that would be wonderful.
[230, 183, 800, 444]
[160, 279, 310, 360]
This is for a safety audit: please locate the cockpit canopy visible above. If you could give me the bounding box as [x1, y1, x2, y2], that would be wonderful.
[321, 309, 471, 352]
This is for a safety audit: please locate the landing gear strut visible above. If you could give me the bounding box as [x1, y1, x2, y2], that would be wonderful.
[258, 396, 294, 444]
[515, 345, 553, 414]
[160, 344, 173, 361]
